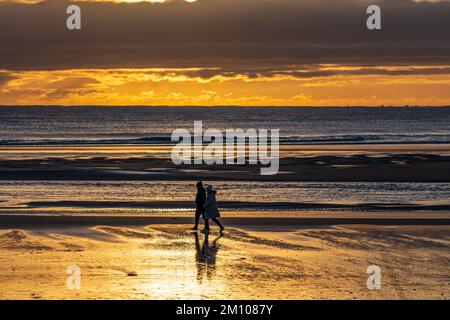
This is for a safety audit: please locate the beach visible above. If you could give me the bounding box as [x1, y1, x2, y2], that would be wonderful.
[0, 106, 449, 300]
[2, 144, 450, 183]
[0, 212, 448, 300]
[0, 146, 449, 300]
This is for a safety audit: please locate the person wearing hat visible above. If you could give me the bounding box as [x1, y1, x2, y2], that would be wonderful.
[202, 185, 225, 234]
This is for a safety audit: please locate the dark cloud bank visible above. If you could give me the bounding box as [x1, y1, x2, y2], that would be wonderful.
[0, 0, 449, 71]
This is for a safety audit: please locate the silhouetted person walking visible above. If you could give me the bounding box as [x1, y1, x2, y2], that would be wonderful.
[192, 181, 206, 230]
[202, 185, 225, 234]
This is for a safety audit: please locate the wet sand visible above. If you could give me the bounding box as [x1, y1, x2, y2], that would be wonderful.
[0, 214, 449, 300]
[1, 212, 450, 227]
[1, 143, 449, 299]
[1, 144, 450, 182]
[6, 199, 450, 213]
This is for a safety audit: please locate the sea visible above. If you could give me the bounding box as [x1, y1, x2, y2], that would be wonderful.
[1, 106, 450, 146]
[1, 106, 450, 213]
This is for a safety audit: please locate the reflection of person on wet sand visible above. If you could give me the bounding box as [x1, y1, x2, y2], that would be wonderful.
[193, 232, 222, 282]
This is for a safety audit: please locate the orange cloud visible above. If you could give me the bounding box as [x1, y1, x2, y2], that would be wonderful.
[0, 65, 449, 106]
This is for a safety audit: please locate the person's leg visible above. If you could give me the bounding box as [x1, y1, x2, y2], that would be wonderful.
[201, 209, 209, 231]
[212, 218, 225, 232]
[192, 209, 201, 229]
[202, 219, 210, 233]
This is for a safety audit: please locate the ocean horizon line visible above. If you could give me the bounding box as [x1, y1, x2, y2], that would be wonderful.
[0, 105, 450, 108]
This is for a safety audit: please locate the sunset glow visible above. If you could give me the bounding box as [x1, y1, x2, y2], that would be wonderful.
[1, 65, 449, 106]
[1, 0, 449, 106]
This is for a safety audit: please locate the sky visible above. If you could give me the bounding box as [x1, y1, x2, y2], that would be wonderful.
[0, 0, 449, 106]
